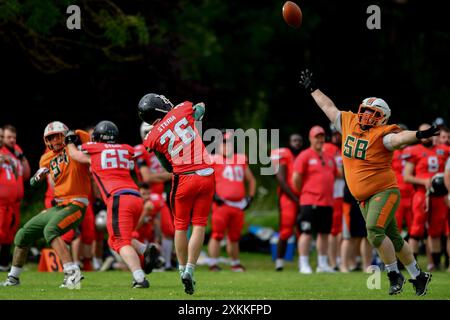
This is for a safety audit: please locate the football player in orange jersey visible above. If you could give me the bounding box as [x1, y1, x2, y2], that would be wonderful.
[299, 69, 438, 296]
[1, 121, 91, 289]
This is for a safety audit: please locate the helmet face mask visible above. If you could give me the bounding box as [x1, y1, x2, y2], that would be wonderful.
[43, 121, 68, 151]
[92, 121, 119, 144]
[357, 97, 391, 128]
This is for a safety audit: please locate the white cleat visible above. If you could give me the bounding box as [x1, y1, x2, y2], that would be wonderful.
[299, 265, 313, 274]
[316, 265, 336, 273]
[61, 269, 84, 290]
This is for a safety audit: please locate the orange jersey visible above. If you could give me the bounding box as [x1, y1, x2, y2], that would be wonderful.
[341, 111, 401, 201]
[39, 131, 91, 205]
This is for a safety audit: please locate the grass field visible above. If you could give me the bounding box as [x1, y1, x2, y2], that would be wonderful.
[0, 252, 449, 300]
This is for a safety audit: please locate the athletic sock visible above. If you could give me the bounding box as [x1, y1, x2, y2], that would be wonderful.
[92, 257, 102, 270]
[336, 256, 341, 267]
[8, 266, 23, 279]
[209, 258, 218, 266]
[405, 260, 421, 279]
[275, 258, 284, 269]
[185, 263, 195, 276]
[132, 269, 145, 283]
[385, 261, 399, 274]
[431, 252, 441, 269]
[231, 260, 240, 267]
[299, 256, 310, 269]
[179, 264, 186, 277]
[318, 255, 328, 268]
[162, 238, 173, 268]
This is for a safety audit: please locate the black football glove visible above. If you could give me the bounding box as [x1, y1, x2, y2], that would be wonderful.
[416, 125, 440, 140]
[299, 69, 318, 93]
[65, 130, 80, 145]
[243, 196, 253, 210]
[213, 194, 225, 206]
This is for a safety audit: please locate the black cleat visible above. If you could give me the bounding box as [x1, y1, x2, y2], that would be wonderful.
[132, 278, 150, 288]
[143, 244, 159, 274]
[1, 275, 20, 286]
[409, 272, 432, 296]
[181, 272, 196, 295]
[388, 271, 405, 295]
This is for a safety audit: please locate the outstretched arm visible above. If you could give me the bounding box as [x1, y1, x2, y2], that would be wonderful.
[383, 126, 440, 150]
[299, 69, 341, 124]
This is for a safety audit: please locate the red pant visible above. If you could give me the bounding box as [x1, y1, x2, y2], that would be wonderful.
[160, 204, 175, 237]
[170, 174, 214, 230]
[278, 194, 299, 241]
[410, 191, 448, 238]
[5, 202, 21, 244]
[331, 197, 343, 236]
[133, 223, 154, 243]
[211, 204, 244, 241]
[61, 203, 96, 245]
[0, 204, 13, 244]
[395, 196, 412, 233]
[106, 194, 143, 252]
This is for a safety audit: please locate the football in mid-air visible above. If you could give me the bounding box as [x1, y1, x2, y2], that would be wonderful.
[282, 1, 302, 28]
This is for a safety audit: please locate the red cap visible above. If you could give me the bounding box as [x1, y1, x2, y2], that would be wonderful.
[309, 125, 325, 138]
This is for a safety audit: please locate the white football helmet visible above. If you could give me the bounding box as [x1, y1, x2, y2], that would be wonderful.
[358, 97, 391, 127]
[43, 121, 69, 151]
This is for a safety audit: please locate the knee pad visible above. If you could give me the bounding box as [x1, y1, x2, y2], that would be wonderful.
[392, 237, 405, 253]
[366, 225, 385, 248]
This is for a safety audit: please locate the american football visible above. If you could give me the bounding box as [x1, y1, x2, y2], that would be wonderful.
[282, 1, 303, 28]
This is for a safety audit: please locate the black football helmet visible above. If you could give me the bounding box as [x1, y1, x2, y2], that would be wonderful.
[138, 93, 174, 123]
[92, 120, 119, 143]
[430, 173, 448, 196]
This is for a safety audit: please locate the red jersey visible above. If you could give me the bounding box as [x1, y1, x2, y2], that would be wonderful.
[404, 144, 449, 192]
[82, 142, 139, 202]
[143, 101, 212, 174]
[293, 147, 337, 206]
[392, 149, 414, 196]
[1, 145, 25, 200]
[212, 153, 247, 201]
[323, 142, 345, 199]
[0, 151, 18, 205]
[134, 144, 165, 194]
[270, 148, 299, 196]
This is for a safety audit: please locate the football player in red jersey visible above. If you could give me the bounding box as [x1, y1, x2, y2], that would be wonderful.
[270, 133, 302, 271]
[138, 93, 214, 295]
[0, 129, 18, 271]
[391, 124, 414, 235]
[208, 132, 256, 272]
[135, 122, 174, 270]
[444, 157, 450, 272]
[67, 121, 158, 288]
[0, 125, 31, 269]
[404, 123, 449, 271]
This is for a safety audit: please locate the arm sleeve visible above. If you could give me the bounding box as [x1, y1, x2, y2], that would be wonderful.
[382, 134, 396, 151]
[333, 112, 342, 134]
[154, 150, 173, 173]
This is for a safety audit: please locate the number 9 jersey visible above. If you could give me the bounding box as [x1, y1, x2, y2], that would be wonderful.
[143, 101, 212, 174]
[81, 142, 138, 202]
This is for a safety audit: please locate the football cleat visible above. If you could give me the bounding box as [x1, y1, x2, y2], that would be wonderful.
[181, 272, 196, 295]
[299, 265, 313, 274]
[316, 265, 336, 273]
[60, 269, 84, 290]
[209, 265, 222, 272]
[143, 243, 160, 274]
[231, 264, 246, 272]
[1, 276, 20, 286]
[409, 272, 432, 296]
[132, 278, 150, 289]
[388, 271, 405, 295]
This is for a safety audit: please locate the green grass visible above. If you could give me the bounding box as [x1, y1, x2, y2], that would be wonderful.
[0, 252, 449, 300]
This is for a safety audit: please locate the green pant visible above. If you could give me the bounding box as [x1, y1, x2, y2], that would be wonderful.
[359, 188, 404, 252]
[15, 203, 86, 247]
